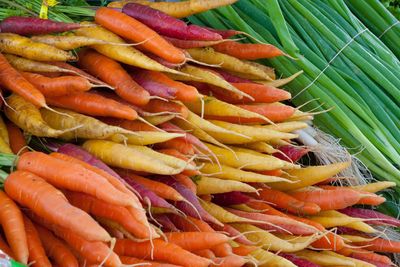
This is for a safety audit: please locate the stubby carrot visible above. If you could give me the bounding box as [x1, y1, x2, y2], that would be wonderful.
[95, 7, 186, 64]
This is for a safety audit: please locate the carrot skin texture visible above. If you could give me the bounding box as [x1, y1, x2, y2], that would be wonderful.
[0, 191, 28, 264]
[95, 7, 185, 64]
[122, 3, 221, 40]
[339, 207, 400, 227]
[120, 256, 181, 267]
[46, 92, 138, 120]
[23, 216, 51, 267]
[0, 53, 45, 107]
[35, 224, 79, 267]
[151, 214, 179, 232]
[0, 16, 80, 35]
[115, 239, 211, 267]
[355, 238, 400, 253]
[213, 41, 284, 60]
[163, 232, 229, 251]
[131, 72, 177, 99]
[6, 121, 28, 154]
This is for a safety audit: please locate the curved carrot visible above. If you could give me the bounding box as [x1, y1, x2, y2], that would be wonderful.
[143, 99, 189, 118]
[5, 121, 28, 154]
[78, 49, 150, 106]
[0, 191, 28, 264]
[213, 41, 284, 60]
[35, 224, 79, 267]
[95, 7, 185, 64]
[21, 72, 92, 97]
[115, 238, 211, 267]
[0, 53, 45, 107]
[46, 92, 138, 120]
[23, 216, 51, 267]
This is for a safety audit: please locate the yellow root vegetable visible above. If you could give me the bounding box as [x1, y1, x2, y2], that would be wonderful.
[0, 116, 12, 153]
[0, 33, 75, 61]
[259, 121, 308, 133]
[109, 131, 184, 146]
[3, 54, 75, 74]
[251, 248, 296, 267]
[144, 114, 176, 125]
[195, 176, 257, 195]
[241, 142, 278, 154]
[200, 201, 261, 224]
[294, 250, 356, 266]
[351, 181, 397, 193]
[257, 71, 303, 88]
[321, 251, 375, 267]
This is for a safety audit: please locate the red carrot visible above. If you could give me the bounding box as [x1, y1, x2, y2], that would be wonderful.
[273, 145, 309, 162]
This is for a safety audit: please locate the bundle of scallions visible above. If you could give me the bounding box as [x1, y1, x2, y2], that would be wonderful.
[190, 0, 400, 216]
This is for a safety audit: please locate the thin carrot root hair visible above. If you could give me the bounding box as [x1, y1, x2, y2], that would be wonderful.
[186, 57, 223, 68]
[136, 117, 164, 132]
[149, 95, 169, 102]
[236, 31, 267, 44]
[98, 237, 116, 267]
[152, 223, 168, 242]
[245, 256, 259, 267]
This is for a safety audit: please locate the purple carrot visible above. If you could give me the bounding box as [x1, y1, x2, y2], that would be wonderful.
[214, 69, 254, 83]
[153, 175, 222, 226]
[273, 145, 310, 162]
[212, 223, 254, 245]
[151, 214, 180, 232]
[163, 36, 227, 49]
[57, 143, 120, 178]
[121, 177, 175, 209]
[336, 226, 367, 236]
[122, 3, 222, 41]
[279, 253, 321, 267]
[0, 16, 81, 35]
[212, 191, 250, 206]
[131, 72, 177, 99]
[339, 207, 400, 227]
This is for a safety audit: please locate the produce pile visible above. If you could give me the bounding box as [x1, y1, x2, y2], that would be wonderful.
[0, 0, 398, 267]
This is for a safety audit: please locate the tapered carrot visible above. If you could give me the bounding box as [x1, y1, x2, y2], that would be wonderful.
[158, 148, 199, 176]
[20, 72, 92, 97]
[95, 7, 185, 64]
[163, 232, 229, 252]
[0, 235, 14, 259]
[0, 191, 28, 264]
[78, 49, 150, 106]
[23, 216, 51, 267]
[213, 41, 284, 60]
[0, 53, 46, 107]
[120, 256, 181, 267]
[257, 188, 321, 215]
[5, 121, 28, 155]
[232, 245, 258, 256]
[164, 36, 226, 48]
[173, 174, 197, 194]
[115, 238, 211, 267]
[142, 99, 189, 118]
[193, 249, 215, 259]
[235, 103, 296, 123]
[355, 238, 400, 253]
[256, 169, 283, 176]
[356, 192, 386, 206]
[156, 137, 195, 155]
[101, 117, 157, 132]
[231, 83, 291, 103]
[16, 152, 136, 208]
[35, 224, 79, 267]
[340, 248, 394, 266]
[46, 92, 138, 120]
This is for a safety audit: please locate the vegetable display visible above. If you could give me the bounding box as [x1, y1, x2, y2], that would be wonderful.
[0, 0, 398, 266]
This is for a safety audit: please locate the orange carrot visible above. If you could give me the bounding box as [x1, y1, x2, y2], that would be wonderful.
[16, 152, 135, 208]
[232, 245, 258, 256]
[0, 53, 45, 107]
[0, 235, 14, 259]
[143, 99, 189, 118]
[114, 239, 211, 267]
[356, 192, 386, 206]
[5, 170, 111, 242]
[211, 255, 246, 267]
[339, 248, 394, 265]
[256, 169, 283, 177]
[78, 49, 150, 106]
[21, 72, 92, 97]
[101, 117, 157, 132]
[158, 148, 199, 176]
[156, 138, 195, 155]
[0, 190, 28, 264]
[193, 249, 215, 259]
[211, 243, 233, 258]
[238, 103, 296, 122]
[120, 256, 181, 267]
[164, 232, 229, 251]
[64, 191, 150, 240]
[173, 174, 197, 194]
[95, 7, 186, 64]
[35, 224, 79, 267]
[213, 41, 284, 60]
[5, 121, 28, 154]
[355, 238, 400, 253]
[290, 187, 361, 211]
[23, 216, 51, 267]
[46, 92, 138, 120]
[231, 83, 291, 103]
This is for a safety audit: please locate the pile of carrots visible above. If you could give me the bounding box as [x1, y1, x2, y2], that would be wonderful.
[0, 0, 398, 266]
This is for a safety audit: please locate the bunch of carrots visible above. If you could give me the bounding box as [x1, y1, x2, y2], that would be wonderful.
[0, 0, 398, 266]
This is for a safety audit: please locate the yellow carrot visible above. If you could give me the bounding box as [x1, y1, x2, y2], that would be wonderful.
[195, 176, 257, 195]
[294, 250, 356, 266]
[109, 131, 184, 145]
[0, 116, 12, 153]
[251, 248, 296, 267]
[351, 181, 396, 193]
[258, 121, 308, 133]
[241, 142, 278, 154]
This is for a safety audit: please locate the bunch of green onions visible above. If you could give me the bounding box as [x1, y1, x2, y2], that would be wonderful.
[191, 0, 400, 216]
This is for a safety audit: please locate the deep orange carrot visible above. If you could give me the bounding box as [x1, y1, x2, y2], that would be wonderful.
[164, 232, 229, 252]
[173, 174, 197, 194]
[158, 148, 199, 176]
[120, 256, 181, 267]
[5, 121, 28, 154]
[23, 216, 51, 267]
[5, 170, 111, 242]
[231, 83, 291, 103]
[357, 192, 386, 206]
[46, 92, 138, 120]
[156, 138, 195, 155]
[78, 49, 150, 106]
[0, 53, 46, 107]
[0, 191, 28, 264]
[142, 99, 189, 118]
[0, 235, 14, 259]
[193, 249, 215, 259]
[355, 238, 400, 253]
[35, 224, 79, 267]
[256, 188, 321, 215]
[238, 103, 296, 122]
[213, 41, 284, 60]
[232, 245, 258, 256]
[95, 7, 186, 64]
[114, 239, 211, 267]
[21, 72, 92, 97]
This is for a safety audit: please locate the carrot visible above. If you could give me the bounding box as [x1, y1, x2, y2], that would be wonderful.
[143, 99, 189, 118]
[196, 177, 257, 195]
[115, 238, 211, 267]
[294, 250, 355, 266]
[120, 256, 181, 267]
[339, 207, 400, 227]
[144, 114, 176, 125]
[211, 255, 246, 267]
[95, 7, 185, 64]
[351, 181, 396, 193]
[122, 3, 222, 40]
[46, 92, 138, 120]
[239, 103, 296, 123]
[20, 72, 92, 97]
[341, 248, 394, 266]
[163, 232, 229, 251]
[5, 121, 27, 155]
[256, 169, 284, 177]
[173, 174, 197, 194]
[0, 16, 81, 35]
[251, 248, 296, 267]
[102, 117, 157, 132]
[158, 148, 199, 176]
[261, 121, 308, 133]
[232, 245, 258, 256]
[131, 72, 177, 100]
[64, 191, 149, 239]
[0, 116, 12, 154]
[356, 192, 386, 206]
[23, 216, 51, 267]
[290, 187, 361, 211]
[0, 191, 28, 264]
[108, 0, 237, 18]
[5, 170, 111, 242]
[16, 151, 136, 208]
[164, 36, 227, 49]
[0, 33, 75, 61]
[156, 137, 195, 155]
[35, 224, 79, 267]
[257, 188, 321, 215]
[193, 249, 215, 259]
[213, 41, 284, 60]
[0, 235, 14, 259]
[0, 53, 46, 107]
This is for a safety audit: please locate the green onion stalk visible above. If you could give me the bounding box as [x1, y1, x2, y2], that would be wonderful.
[191, 0, 400, 216]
